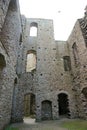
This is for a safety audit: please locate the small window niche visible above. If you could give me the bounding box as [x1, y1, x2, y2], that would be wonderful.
[30, 22, 38, 37]
[82, 87, 87, 99]
[63, 56, 71, 71]
[0, 53, 6, 70]
[19, 33, 22, 45]
[14, 78, 17, 85]
[26, 50, 36, 72]
[72, 42, 79, 66]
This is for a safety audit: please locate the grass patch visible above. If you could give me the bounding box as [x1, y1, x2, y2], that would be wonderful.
[5, 126, 19, 130]
[61, 120, 87, 130]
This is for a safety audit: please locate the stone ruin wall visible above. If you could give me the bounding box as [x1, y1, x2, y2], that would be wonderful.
[0, 0, 21, 129]
[12, 18, 78, 122]
[68, 17, 87, 119]
[0, 0, 87, 129]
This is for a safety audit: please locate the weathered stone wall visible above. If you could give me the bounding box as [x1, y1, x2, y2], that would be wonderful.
[0, 0, 21, 129]
[13, 18, 77, 122]
[0, 0, 10, 31]
[68, 17, 87, 119]
[55, 41, 78, 118]
[0, 1, 87, 128]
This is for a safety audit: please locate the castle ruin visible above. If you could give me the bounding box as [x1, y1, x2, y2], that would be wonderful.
[0, 0, 87, 129]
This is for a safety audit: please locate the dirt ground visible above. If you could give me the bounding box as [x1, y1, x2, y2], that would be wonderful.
[11, 117, 68, 130]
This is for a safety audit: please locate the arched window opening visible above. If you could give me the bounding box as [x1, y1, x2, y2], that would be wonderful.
[41, 100, 52, 120]
[63, 56, 71, 71]
[58, 93, 70, 117]
[72, 42, 79, 66]
[0, 53, 6, 70]
[26, 51, 36, 72]
[30, 22, 38, 37]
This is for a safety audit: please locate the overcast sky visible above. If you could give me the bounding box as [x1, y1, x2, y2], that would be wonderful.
[19, 0, 87, 40]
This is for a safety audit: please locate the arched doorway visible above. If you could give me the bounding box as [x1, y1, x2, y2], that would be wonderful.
[24, 93, 35, 118]
[41, 100, 52, 120]
[58, 93, 70, 117]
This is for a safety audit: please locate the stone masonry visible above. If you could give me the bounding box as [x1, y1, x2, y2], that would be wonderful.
[0, 0, 21, 129]
[0, 0, 87, 129]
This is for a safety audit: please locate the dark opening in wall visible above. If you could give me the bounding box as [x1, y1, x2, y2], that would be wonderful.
[30, 22, 38, 37]
[82, 87, 87, 99]
[40, 73, 43, 76]
[58, 93, 70, 117]
[14, 78, 17, 85]
[19, 33, 22, 45]
[0, 53, 6, 70]
[72, 42, 79, 67]
[63, 56, 71, 71]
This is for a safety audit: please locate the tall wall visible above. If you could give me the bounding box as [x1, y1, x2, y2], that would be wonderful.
[68, 12, 87, 119]
[13, 18, 77, 122]
[0, 1, 87, 128]
[55, 41, 78, 118]
[0, 0, 21, 129]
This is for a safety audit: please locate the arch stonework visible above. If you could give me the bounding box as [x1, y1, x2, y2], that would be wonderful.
[30, 22, 38, 36]
[30, 22, 38, 28]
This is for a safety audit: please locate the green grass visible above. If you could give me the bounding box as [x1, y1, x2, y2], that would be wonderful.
[5, 126, 19, 130]
[61, 120, 87, 130]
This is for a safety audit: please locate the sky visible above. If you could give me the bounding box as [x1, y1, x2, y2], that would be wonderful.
[19, 0, 87, 41]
